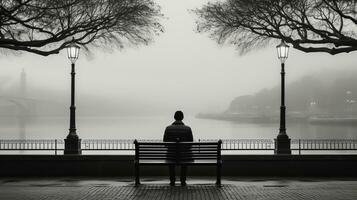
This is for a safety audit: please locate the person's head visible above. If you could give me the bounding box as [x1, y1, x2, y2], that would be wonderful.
[174, 111, 184, 121]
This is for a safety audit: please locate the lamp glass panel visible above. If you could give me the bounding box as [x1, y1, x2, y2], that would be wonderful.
[276, 42, 289, 63]
[67, 44, 80, 63]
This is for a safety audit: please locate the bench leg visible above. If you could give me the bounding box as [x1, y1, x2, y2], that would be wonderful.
[216, 164, 222, 186]
[135, 163, 140, 186]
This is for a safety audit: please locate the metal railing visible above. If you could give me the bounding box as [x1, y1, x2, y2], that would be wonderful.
[200, 139, 275, 150]
[0, 139, 64, 155]
[1, 139, 357, 154]
[291, 139, 357, 155]
[81, 139, 161, 150]
[82, 139, 134, 151]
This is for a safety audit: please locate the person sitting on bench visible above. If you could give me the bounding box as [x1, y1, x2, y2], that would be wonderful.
[163, 111, 193, 186]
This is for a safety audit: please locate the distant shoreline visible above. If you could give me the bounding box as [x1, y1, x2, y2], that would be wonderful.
[196, 113, 357, 125]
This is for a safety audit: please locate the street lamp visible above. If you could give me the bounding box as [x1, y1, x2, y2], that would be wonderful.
[64, 38, 82, 155]
[275, 40, 291, 154]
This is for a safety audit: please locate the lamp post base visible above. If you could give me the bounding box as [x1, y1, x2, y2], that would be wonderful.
[274, 137, 291, 155]
[64, 138, 82, 155]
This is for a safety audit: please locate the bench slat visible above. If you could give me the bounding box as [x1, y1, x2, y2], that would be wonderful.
[138, 152, 176, 154]
[136, 142, 220, 145]
[138, 148, 219, 151]
[137, 145, 219, 147]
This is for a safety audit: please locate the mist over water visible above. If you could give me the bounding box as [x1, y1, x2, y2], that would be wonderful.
[1, 115, 357, 140]
[2, 66, 357, 140]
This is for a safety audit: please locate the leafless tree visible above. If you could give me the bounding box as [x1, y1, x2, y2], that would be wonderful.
[0, 0, 163, 56]
[194, 0, 357, 55]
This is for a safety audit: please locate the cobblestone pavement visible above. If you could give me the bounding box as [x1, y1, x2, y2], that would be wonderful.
[0, 177, 357, 200]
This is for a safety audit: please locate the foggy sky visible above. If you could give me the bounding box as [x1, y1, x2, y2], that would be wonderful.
[1, 0, 357, 116]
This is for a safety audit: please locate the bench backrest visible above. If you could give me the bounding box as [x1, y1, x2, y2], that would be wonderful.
[134, 140, 222, 163]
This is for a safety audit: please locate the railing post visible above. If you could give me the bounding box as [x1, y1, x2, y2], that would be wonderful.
[134, 139, 140, 186]
[298, 139, 301, 155]
[198, 139, 201, 153]
[216, 139, 222, 186]
[55, 139, 58, 155]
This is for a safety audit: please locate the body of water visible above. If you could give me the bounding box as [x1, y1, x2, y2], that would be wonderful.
[1, 116, 357, 140]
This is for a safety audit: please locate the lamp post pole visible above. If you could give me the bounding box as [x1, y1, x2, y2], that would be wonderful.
[69, 62, 77, 138]
[279, 62, 286, 136]
[64, 39, 82, 155]
[275, 40, 291, 155]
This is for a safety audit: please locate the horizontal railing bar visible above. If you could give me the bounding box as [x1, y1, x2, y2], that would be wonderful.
[80, 149, 134, 151]
[291, 149, 357, 150]
[222, 149, 275, 150]
[0, 149, 64, 151]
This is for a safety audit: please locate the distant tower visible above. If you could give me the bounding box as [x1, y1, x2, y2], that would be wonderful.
[18, 69, 29, 140]
[20, 68, 26, 98]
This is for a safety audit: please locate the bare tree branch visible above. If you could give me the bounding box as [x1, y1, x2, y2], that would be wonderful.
[194, 0, 357, 55]
[0, 0, 164, 56]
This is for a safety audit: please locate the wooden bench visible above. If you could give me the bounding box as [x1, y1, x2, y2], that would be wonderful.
[134, 140, 222, 186]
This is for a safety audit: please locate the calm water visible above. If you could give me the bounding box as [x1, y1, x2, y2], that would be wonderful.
[1, 116, 357, 140]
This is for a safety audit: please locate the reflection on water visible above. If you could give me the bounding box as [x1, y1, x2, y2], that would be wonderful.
[0, 116, 357, 140]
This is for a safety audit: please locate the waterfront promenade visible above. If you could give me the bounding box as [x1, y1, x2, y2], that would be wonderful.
[1, 177, 357, 200]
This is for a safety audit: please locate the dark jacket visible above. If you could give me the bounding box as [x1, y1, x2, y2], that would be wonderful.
[163, 121, 193, 142]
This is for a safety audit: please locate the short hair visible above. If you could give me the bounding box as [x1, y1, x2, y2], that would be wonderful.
[174, 111, 184, 121]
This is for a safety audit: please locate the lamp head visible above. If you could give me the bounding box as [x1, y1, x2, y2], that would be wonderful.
[66, 38, 80, 64]
[276, 40, 289, 64]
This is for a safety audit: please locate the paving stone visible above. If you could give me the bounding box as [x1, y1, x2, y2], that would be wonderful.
[0, 179, 357, 200]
